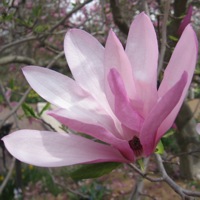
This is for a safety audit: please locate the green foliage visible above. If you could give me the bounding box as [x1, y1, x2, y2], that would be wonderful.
[8, 78, 15, 90]
[26, 90, 44, 103]
[22, 165, 62, 196]
[0, 165, 62, 199]
[38, 102, 50, 117]
[22, 103, 38, 118]
[137, 159, 145, 171]
[188, 180, 200, 190]
[32, 5, 42, 17]
[155, 140, 164, 155]
[0, 94, 3, 104]
[0, 12, 15, 22]
[34, 24, 49, 33]
[70, 162, 121, 181]
[2, 0, 9, 6]
[22, 102, 50, 119]
[163, 129, 175, 138]
[0, 164, 111, 199]
[161, 129, 179, 153]
[70, 181, 108, 200]
[169, 35, 178, 42]
[0, 173, 16, 200]
[16, 18, 34, 28]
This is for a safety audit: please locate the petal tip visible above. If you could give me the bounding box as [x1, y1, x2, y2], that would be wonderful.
[135, 12, 150, 21]
[183, 24, 198, 51]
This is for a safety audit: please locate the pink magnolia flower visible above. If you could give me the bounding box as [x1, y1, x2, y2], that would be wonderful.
[178, 5, 193, 36]
[2, 13, 198, 167]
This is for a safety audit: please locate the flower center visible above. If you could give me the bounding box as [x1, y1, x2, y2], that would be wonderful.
[128, 136, 143, 157]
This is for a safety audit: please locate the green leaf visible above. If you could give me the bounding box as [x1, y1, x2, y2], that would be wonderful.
[32, 5, 42, 17]
[0, 13, 14, 22]
[22, 103, 38, 118]
[34, 25, 48, 33]
[155, 140, 164, 155]
[38, 102, 50, 117]
[169, 35, 178, 42]
[137, 159, 145, 172]
[163, 129, 175, 138]
[16, 18, 34, 28]
[2, 0, 9, 6]
[9, 78, 14, 89]
[70, 162, 121, 181]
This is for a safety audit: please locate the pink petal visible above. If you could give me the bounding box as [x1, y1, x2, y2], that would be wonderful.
[178, 5, 193, 36]
[22, 66, 90, 109]
[48, 109, 135, 161]
[3, 130, 129, 167]
[64, 29, 106, 104]
[48, 108, 123, 140]
[140, 72, 188, 156]
[107, 68, 143, 135]
[125, 12, 158, 115]
[158, 25, 198, 137]
[104, 30, 136, 110]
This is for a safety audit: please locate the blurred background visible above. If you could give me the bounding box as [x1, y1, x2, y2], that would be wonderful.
[0, 0, 200, 199]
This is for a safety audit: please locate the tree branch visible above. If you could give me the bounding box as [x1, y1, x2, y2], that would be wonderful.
[0, 55, 36, 65]
[155, 154, 200, 199]
[0, 0, 93, 53]
[109, 0, 129, 35]
[0, 51, 65, 128]
[0, 158, 16, 195]
[0, 36, 37, 53]
[157, 0, 171, 75]
[128, 163, 163, 182]
[49, 0, 93, 32]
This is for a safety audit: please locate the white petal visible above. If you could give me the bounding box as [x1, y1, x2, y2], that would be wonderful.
[3, 130, 128, 167]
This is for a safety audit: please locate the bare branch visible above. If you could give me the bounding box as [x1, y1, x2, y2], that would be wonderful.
[49, 0, 93, 32]
[0, 87, 31, 128]
[46, 51, 64, 68]
[0, 55, 36, 65]
[155, 154, 200, 199]
[109, 0, 129, 35]
[0, 36, 37, 53]
[48, 168, 90, 199]
[0, 158, 16, 195]
[128, 163, 163, 182]
[0, 51, 65, 128]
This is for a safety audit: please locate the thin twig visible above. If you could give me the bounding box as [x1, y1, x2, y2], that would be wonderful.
[166, 149, 200, 162]
[48, 168, 90, 199]
[0, 158, 16, 195]
[46, 51, 64, 68]
[0, 55, 36, 65]
[155, 153, 200, 199]
[0, 87, 31, 128]
[0, 81, 11, 108]
[128, 163, 163, 182]
[0, 0, 93, 53]
[49, 0, 93, 32]
[155, 154, 186, 198]
[0, 51, 64, 128]
[129, 158, 150, 200]
[0, 36, 37, 53]
[0, 80, 19, 128]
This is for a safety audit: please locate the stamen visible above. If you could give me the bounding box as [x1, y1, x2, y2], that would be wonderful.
[129, 136, 143, 157]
